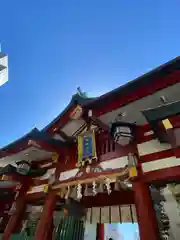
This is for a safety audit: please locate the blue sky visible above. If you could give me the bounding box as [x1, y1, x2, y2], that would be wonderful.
[85, 223, 139, 240]
[105, 223, 139, 240]
[0, 0, 180, 147]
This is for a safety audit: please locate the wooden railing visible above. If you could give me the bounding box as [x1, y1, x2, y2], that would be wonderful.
[96, 133, 118, 161]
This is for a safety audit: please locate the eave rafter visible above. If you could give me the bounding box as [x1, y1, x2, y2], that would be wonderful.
[82, 109, 109, 133]
[89, 116, 109, 132]
[58, 130, 69, 140]
[53, 128, 70, 141]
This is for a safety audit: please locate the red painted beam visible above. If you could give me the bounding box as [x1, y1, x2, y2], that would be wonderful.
[81, 190, 134, 207]
[139, 149, 174, 163]
[143, 165, 180, 183]
[26, 192, 46, 202]
[26, 190, 134, 207]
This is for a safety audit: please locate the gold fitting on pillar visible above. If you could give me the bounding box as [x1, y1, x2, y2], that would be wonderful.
[43, 184, 49, 193]
[162, 119, 173, 130]
[129, 167, 138, 178]
[52, 152, 59, 163]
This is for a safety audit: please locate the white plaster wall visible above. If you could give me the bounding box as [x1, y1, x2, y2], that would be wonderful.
[137, 138, 180, 172]
[137, 139, 171, 156]
[142, 157, 180, 172]
[39, 168, 56, 180]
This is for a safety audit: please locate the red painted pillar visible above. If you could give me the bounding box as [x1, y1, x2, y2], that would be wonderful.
[46, 218, 54, 240]
[3, 184, 28, 240]
[132, 181, 159, 240]
[34, 192, 57, 240]
[96, 223, 104, 240]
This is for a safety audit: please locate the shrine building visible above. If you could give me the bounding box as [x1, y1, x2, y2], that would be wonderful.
[1, 57, 180, 240]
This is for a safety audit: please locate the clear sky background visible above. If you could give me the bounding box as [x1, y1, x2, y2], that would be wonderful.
[105, 223, 139, 240]
[0, 0, 180, 147]
[85, 223, 139, 240]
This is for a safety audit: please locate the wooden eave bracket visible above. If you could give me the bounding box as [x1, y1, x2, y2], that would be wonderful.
[161, 118, 180, 148]
[82, 109, 109, 133]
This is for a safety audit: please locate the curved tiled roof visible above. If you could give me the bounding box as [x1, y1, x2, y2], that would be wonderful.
[1, 56, 180, 153]
[0, 128, 67, 158]
[43, 56, 180, 131]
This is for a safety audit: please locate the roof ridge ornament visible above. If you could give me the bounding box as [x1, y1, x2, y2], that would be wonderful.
[76, 87, 88, 98]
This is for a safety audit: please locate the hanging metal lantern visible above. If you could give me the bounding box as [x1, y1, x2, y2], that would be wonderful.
[110, 121, 135, 146]
[16, 160, 31, 175]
